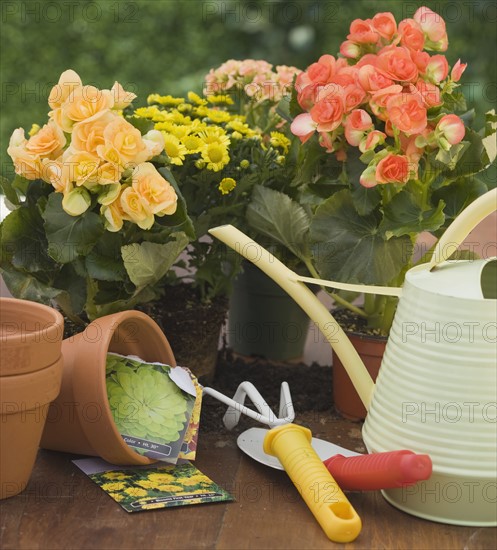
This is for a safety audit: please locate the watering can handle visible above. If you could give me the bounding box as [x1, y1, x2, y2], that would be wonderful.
[429, 187, 497, 270]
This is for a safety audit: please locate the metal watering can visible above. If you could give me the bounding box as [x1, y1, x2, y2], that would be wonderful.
[209, 187, 497, 527]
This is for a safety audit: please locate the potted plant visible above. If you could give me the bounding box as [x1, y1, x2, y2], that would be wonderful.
[131, 68, 303, 368]
[202, 59, 315, 361]
[0, 69, 192, 327]
[246, 7, 497, 417]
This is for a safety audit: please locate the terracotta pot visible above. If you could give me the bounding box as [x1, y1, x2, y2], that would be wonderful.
[40, 310, 176, 465]
[0, 298, 64, 499]
[332, 332, 387, 421]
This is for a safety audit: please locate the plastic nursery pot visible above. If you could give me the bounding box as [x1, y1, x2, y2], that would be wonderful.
[332, 332, 387, 421]
[0, 298, 64, 500]
[228, 261, 311, 361]
[40, 310, 176, 466]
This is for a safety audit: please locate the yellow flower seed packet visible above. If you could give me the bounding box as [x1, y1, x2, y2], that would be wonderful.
[73, 458, 233, 512]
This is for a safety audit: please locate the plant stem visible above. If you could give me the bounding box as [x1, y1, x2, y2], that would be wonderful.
[380, 296, 398, 334]
[303, 259, 367, 317]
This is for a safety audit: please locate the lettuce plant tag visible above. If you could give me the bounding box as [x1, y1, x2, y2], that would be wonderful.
[105, 353, 197, 463]
[73, 458, 233, 512]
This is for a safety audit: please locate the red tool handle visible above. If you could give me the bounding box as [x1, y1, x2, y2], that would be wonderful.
[324, 450, 432, 491]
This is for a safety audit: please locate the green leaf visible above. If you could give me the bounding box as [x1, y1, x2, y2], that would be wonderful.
[126, 115, 154, 134]
[1, 177, 20, 206]
[247, 185, 310, 261]
[85, 231, 127, 282]
[380, 193, 446, 238]
[440, 127, 493, 179]
[42, 193, 104, 264]
[0, 267, 62, 305]
[53, 263, 87, 316]
[289, 81, 302, 119]
[121, 232, 189, 288]
[0, 206, 55, 273]
[310, 190, 409, 285]
[351, 183, 382, 216]
[157, 167, 195, 239]
[435, 142, 470, 170]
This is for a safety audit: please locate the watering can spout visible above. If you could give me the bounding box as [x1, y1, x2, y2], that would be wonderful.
[209, 224, 376, 410]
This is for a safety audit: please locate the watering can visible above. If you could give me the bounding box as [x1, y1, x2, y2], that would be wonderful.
[209, 187, 497, 527]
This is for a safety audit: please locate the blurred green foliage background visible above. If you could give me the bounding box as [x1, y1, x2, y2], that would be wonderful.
[1, 0, 496, 183]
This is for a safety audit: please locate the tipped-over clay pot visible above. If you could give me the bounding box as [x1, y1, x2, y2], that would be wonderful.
[40, 310, 176, 466]
[1, 298, 64, 499]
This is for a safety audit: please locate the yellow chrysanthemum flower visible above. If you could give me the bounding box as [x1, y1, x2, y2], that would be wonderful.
[136, 480, 157, 490]
[156, 484, 184, 492]
[124, 487, 148, 497]
[204, 109, 232, 124]
[240, 160, 250, 169]
[187, 91, 208, 106]
[102, 472, 128, 481]
[202, 143, 230, 172]
[198, 127, 230, 147]
[181, 135, 204, 154]
[162, 134, 187, 165]
[270, 131, 291, 154]
[147, 94, 185, 106]
[141, 502, 164, 510]
[178, 103, 193, 113]
[147, 472, 175, 483]
[207, 94, 234, 105]
[108, 492, 125, 502]
[218, 177, 236, 195]
[134, 106, 161, 119]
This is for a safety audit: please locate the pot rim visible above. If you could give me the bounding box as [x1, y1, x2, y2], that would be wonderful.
[0, 298, 64, 346]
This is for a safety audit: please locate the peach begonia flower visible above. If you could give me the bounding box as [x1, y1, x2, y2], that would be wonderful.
[48, 69, 82, 111]
[97, 117, 148, 167]
[415, 80, 442, 108]
[372, 12, 397, 41]
[358, 64, 393, 93]
[340, 40, 361, 59]
[25, 121, 66, 159]
[131, 162, 177, 216]
[71, 111, 118, 155]
[58, 85, 114, 133]
[386, 92, 427, 135]
[306, 55, 336, 85]
[120, 186, 154, 230]
[359, 130, 386, 153]
[414, 6, 448, 51]
[369, 84, 403, 121]
[309, 89, 345, 133]
[110, 82, 137, 110]
[375, 153, 412, 184]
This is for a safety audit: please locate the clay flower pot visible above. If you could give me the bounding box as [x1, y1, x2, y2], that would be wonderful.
[0, 298, 64, 499]
[40, 310, 176, 465]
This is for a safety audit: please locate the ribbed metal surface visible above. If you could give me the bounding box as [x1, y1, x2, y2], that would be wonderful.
[363, 280, 497, 477]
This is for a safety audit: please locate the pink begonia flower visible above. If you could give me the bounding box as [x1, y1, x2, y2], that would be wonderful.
[358, 65, 393, 92]
[369, 84, 404, 120]
[436, 114, 465, 145]
[425, 54, 449, 83]
[415, 80, 443, 107]
[359, 130, 386, 153]
[347, 18, 378, 44]
[372, 12, 397, 41]
[398, 19, 425, 51]
[344, 109, 373, 146]
[376, 45, 419, 83]
[376, 153, 411, 184]
[414, 6, 448, 51]
[306, 54, 336, 85]
[386, 92, 428, 135]
[340, 40, 361, 59]
[360, 165, 378, 188]
[410, 50, 431, 73]
[343, 84, 367, 111]
[451, 59, 467, 82]
[309, 89, 345, 132]
[290, 113, 316, 143]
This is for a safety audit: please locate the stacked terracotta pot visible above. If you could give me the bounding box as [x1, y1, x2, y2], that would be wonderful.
[0, 298, 64, 499]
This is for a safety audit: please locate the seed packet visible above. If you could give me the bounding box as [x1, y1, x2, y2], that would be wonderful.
[105, 353, 197, 463]
[73, 458, 233, 512]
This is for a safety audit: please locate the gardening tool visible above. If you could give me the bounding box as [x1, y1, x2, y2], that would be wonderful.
[237, 427, 432, 491]
[209, 187, 497, 526]
[203, 382, 361, 542]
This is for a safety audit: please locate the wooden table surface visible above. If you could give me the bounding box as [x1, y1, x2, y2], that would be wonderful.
[1, 412, 496, 550]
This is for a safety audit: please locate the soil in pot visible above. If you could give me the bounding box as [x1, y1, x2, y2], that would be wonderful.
[331, 309, 387, 421]
[141, 284, 229, 382]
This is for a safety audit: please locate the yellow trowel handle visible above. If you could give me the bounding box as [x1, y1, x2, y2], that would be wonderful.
[430, 187, 497, 269]
[263, 424, 362, 543]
